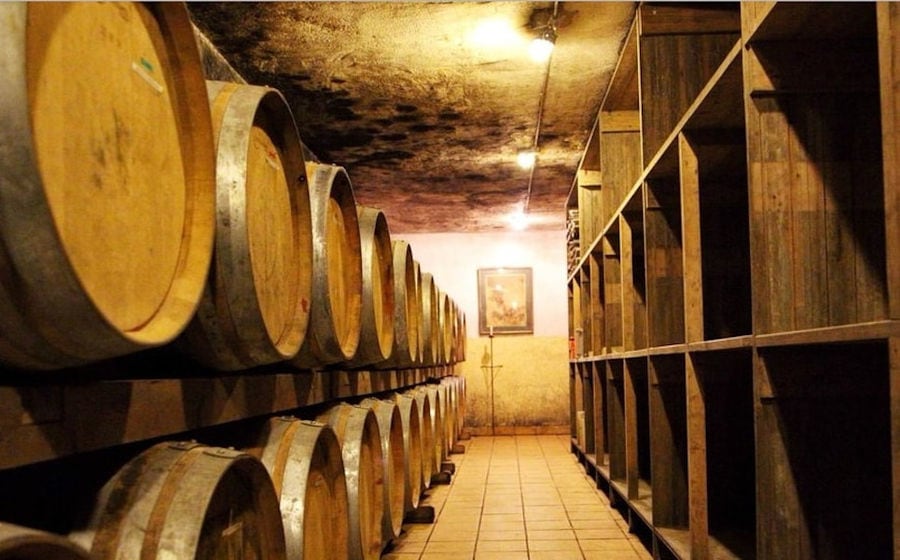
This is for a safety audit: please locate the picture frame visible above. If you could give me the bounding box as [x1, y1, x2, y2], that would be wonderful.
[477, 267, 533, 335]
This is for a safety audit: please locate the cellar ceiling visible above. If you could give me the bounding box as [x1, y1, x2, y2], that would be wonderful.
[188, 2, 636, 233]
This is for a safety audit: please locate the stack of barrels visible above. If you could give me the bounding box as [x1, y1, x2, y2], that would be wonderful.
[0, 2, 466, 373]
[51, 377, 467, 560]
[0, 3, 471, 560]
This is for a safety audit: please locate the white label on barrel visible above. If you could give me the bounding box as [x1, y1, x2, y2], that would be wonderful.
[131, 59, 164, 94]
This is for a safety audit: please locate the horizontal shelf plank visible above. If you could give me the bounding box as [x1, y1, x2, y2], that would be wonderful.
[656, 527, 692, 560]
[754, 320, 899, 348]
[0, 367, 443, 470]
[648, 344, 688, 357]
[687, 335, 754, 353]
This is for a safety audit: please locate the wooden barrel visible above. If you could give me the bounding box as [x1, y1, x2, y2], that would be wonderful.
[70, 441, 285, 559]
[343, 207, 394, 368]
[317, 404, 383, 560]
[437, 291, 453, 365]
[418, 385, 445, 473]
[0, 523, 89, 560]
[412, 261, 425, 365]
[408, 389, 434, 490]
[392, 392, 423, 512]
[419, 273, 441, 366]
[433, 383, 452, 462]
[441, 377, 459, 452]
[456, 375, 467, 437]
[179, 81, 312, 371]
[251, 418, 349, 560]
[456, 309, 467, 362]
[374, 241, 419, 369]
[0, 3, 215, 369]
[293, 164, 362, 368]
[359, 398, 405, 543]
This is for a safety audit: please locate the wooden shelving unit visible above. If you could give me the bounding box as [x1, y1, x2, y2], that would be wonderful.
[568, 2, 900, 558]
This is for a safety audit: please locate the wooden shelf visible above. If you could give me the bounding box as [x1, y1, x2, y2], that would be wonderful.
[569, 3, 899, 558]
[0, 365, 440, 471]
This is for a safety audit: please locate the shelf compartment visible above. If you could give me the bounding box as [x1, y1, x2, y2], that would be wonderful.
[578, 262, 594, 357]
[588, 249, 605, 356]
[621, 196, 648, 352]
[745, 3, 887, 334]
[603, 228, 624, 354]
[581, 363, 595, 454]
[680, 130, 752, 343]
[645, 175, 685, 347]
[607, 360, 627, 483]
[688, 348, 756, 559]
[648, 355, 688, 534]
[638, 3, 740, 165]
[625, 357, 651, 501]
[745, 1, 876, 43]
[592, 362, 609, 468]
[756, 341, 892, 558]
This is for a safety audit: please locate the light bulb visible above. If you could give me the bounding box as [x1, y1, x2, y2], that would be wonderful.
[516, 150, 536, 169]
[508, 209, 528, 231]
[529, 27, 556, 63]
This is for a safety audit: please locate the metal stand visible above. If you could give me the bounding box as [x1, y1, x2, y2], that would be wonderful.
[486, 330, 502, 435]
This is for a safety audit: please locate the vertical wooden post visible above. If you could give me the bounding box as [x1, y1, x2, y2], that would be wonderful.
[625, 358, 640, 500]
[686, 354, 709, 559]
[679, 133, 704, 343]
[620, 215, 635, 351]
[878, 3, 900, 321]
[593, 362, 606, 466]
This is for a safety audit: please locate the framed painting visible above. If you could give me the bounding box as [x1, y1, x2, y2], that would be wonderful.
[477, 267, 533, 335]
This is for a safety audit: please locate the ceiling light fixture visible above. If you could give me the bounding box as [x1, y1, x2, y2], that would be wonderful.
[508, 208, 529, 231]
[529, 25, 557, 63]
[516, 149, 536, 170]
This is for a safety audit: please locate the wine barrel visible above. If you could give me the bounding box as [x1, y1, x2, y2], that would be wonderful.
[437, 291, 453, 365]
[0, 523, 89, 560]
[293, 164, 362, 368]
[374, 241, 419, 369]
[70, 441, 285, 559]
[408, 389, 434, 491]
[342, 207, 394, 368]
[441, 377, 458, 452]
[392, 392, 423, 511]
[418, 385, 445, 473]
[434, 383, 452, 462]
[179, 81, 312, 371]
[359, 398, 405, 543]
[456, 308, 467, 362]
[317, 404, 383, 560]
[457, 375, 467, 436]
[251, 418, 349, 560]
[0, 3, 215, 369]
[412, 261, 425, 365]
[419, 273, 440, 366]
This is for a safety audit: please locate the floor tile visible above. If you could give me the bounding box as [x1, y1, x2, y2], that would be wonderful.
[474, 552, 528, 560]
[527, 539, 582, 552]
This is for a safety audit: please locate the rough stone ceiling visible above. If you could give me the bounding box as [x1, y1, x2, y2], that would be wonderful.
[188, 2, 635, 233]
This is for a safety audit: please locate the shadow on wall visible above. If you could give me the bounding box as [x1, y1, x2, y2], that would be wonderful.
[459, 335, 569, 434]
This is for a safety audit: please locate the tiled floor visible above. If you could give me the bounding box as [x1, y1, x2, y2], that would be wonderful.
[383, 435, 652, 560]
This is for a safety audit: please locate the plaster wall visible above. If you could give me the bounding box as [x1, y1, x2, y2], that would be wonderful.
[399, 230, 569, 431]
